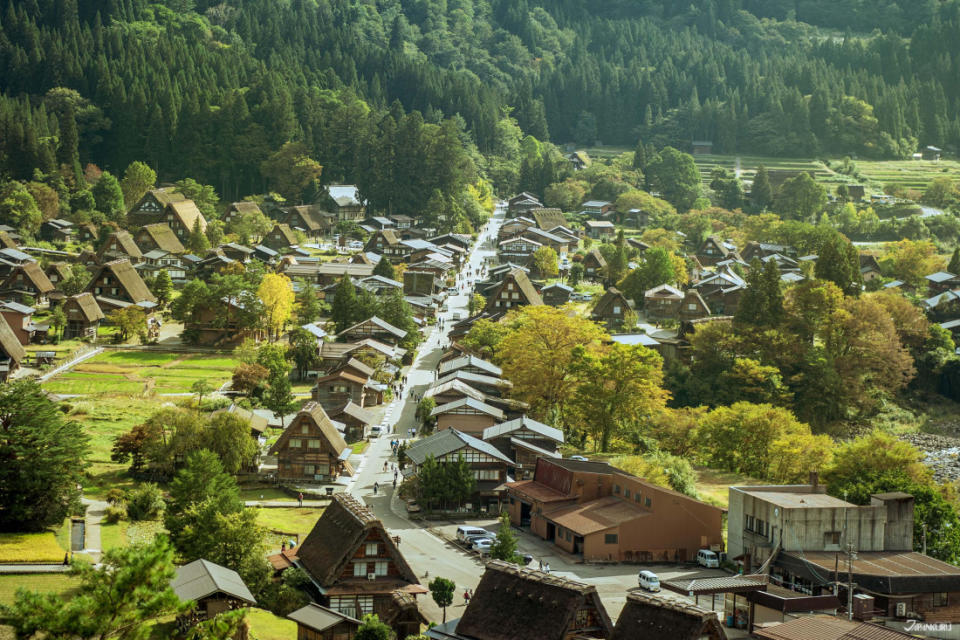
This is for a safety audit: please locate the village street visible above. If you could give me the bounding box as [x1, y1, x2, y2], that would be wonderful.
[342, 204, 738, 626]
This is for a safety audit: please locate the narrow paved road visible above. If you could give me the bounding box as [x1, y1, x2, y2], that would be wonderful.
[348, 205, 504, 621]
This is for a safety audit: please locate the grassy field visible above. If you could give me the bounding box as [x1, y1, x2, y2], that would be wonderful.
[100, 520, 166, 550]
[255, 508, 322, 539]
[0, 574, 80, 606]
[45, 351, 239, 396]
[0, 531, 68, 563]
[244, 608, 297, 640]
[695, 467, 764, 509]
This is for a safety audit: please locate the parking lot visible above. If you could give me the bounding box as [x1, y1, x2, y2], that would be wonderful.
[425, 520, 732, 620]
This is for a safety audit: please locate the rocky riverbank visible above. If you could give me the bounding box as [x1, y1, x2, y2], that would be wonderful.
[900, 432, 960, 483]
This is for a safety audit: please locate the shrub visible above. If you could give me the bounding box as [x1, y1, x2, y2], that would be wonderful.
[104, 504, 126, 523]
[105, 488, 127, 505]
[125, 483, 165, 521]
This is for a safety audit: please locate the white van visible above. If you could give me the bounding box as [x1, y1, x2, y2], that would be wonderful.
[697, 549, 719, 568]
[456, 526, 489, 544]
[638, 570, 660, 592]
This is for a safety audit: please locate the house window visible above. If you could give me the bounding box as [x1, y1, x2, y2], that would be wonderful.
[613, 306, 621, 314]
[330, 597, 355, 618]
[634, 493, 641, 503]
[935, 593, 948, 607]
[745, 516, 754, 531]
[512, 292, 519, 300]
[575, 609, 591, 628]
[353, 562, 367, 577]
[613, 484, 620, 494]
[289, 439, 301, 448]
[566, 530, 571, 541]
[624, 489, 631, 498]
[604, 534, 618, 544]
[358, 596, 373, 615]
[824, 531, 841, 545]
[374, 560, 389, 576]
[474, 469, 499, 481]
[366, 543, 378, 556]
[301, 424, 309, 434]
[688, 303, 697, 310]
[304, 465, 315, 475]
[645, 497, 651, 507]
[308, 439, 320, 449]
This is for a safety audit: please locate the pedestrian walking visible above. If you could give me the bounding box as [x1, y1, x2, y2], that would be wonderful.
[298, 492, 303, 507]
[373, 482, 379, 495]
[538, 559, 543, 571]
[383, 462, 388, 472]
[545, 562, 551, 573]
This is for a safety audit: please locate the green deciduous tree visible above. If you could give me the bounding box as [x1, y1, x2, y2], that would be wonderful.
[774, 172, 826, 221]
[644, 147, 701, 212]
[356, 614, 393, 640]
[260, 142, 323, 203]
[428, 577, 456, 624]
[92, 171, 125, 221]
[0, 380, 89, 532]
[0, 181, 42, 236]
[570, 343, 668, 452]
[120, 161, 156, 211]
[735, 259, 784, 328]
[530, 246, 558, 278]
[264, 366, 297, 430]
[153, 269, 174, 307]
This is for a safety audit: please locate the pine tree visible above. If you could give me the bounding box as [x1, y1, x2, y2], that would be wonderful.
[751, 165, 773, 212]
[153, 269, 173, 306]
[296, 279, 321, 324]
[948, 247, 960, 275]
[632, 138, 647, 170]
[373, 257, 396, 280]
[331, 276, 357, 334]
[188, 218, 210, 254]
[489, 512, 522, 564]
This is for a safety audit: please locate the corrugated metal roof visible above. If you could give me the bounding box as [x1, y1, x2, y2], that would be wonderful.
[288, 603, 359, 632]
[170, 559, 256, 604]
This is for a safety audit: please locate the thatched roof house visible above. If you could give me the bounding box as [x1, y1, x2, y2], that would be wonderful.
[446, 560, 613, 640]
[611, 591, 726, 640]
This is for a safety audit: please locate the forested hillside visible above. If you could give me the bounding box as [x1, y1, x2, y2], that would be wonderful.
[3, 0, 960, 196]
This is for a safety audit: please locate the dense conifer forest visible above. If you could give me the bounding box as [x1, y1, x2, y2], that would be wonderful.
[3, 0, 960, 195]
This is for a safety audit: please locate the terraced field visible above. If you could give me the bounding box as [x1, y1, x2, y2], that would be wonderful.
[582, 147, 960, 194]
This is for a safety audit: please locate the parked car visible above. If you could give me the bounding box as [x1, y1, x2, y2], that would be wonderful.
[568, 455, 588, 461]
[697, 549, 720, 568]
[456, 526, 489, 544]
[580, 293, 593, 301]
[370, 425, 383, 437]
[471, 538, 495, 553]
[521, 553, 534, 565]
[638, 570, 661, 592]
[446, 286, 458, 294]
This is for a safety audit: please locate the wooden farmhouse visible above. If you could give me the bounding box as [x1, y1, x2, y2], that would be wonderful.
[170, 559, 256, 631]
[62, 293, 105, 340]
[288, 603, 360, 640]
[426, 560, 613, 640]
[268, 402, 354, 483]
[296, 494, 425, 638]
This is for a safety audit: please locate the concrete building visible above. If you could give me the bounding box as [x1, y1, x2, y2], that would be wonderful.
[728, 475, 914, 573]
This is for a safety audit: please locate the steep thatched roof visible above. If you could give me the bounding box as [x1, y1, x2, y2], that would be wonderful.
[267, 402, 347, 457]
[0, 312, 25, 363]
[591, 286, 632, 319]
[612, 592, 726, 640]
[66, 292, 105, 322]
[137, 224, 185, 254]
[530, 208, 567, 231]
[7, 262, 55, 294]
[168, 199, 206, 232]
[98, 230, 142, 261]
[296, 494, 419, 588]
[455, 560, 612, 640]
[88, 259, 156, 303]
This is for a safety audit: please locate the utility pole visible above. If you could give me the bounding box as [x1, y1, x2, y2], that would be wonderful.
[922, 523, 927, 555]
[846, 542, 858, 621]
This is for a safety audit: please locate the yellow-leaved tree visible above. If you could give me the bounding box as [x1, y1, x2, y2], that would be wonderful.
[495, 305, 607, 428]
[258, 273, 295, 341]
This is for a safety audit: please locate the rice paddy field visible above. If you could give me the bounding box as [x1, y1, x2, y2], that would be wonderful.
[44, 350, 239, 396]
[583, 146, 960, 195]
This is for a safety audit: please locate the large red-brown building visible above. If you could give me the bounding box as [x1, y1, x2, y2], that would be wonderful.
[506, 458, 723, 563]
